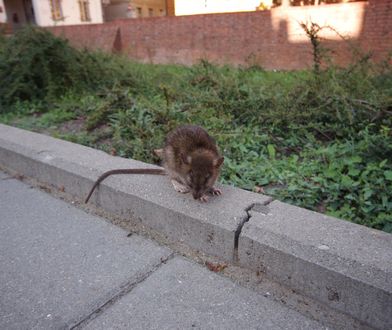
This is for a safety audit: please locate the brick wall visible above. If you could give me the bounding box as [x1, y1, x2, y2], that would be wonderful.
[0, 22, 11, 34]
[49, 23, 119, 53]
[48, 0, 392, 70]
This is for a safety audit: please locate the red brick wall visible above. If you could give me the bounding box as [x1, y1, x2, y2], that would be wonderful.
[0, 22, 12, 34]
[47, 0, 392, 70]
[48, 23, 120, 53]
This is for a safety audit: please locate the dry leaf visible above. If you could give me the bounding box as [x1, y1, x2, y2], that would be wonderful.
[205, 261, 227, 273]
[254, 186, 265, 193]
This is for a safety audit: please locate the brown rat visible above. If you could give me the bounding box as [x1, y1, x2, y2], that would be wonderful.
[85, 125, 224, 203]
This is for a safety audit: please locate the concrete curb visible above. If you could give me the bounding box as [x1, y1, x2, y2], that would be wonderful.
[1, 124, 391, 329]
[0, 124, 270, 262]
[239, 201, 392, 330]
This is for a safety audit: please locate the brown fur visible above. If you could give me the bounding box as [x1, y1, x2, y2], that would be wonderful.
[85, 125, 224, 203]
[162, 125, 224, 200]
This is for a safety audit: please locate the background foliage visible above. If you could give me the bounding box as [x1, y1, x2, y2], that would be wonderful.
[1, 27, 391, 232]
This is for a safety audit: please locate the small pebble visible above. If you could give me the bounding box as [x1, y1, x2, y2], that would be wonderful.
[318, 244, 330, 250]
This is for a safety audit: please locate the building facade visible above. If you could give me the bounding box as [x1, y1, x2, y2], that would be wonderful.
[102, 0, 168, 21]
[173, 0, 263, 16]
[131, 0, 167, 18]
[0, 0, 103, 31]
[170, 0, 365, 16]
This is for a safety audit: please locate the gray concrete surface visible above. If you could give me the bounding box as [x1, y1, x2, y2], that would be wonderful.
[0, 173, 172, 329]
[0, 173, 330, 330]
[1, 123, 391, 329]
[0, 123, 270, 262]
[239, 200, 392, 330]
[83, 257, 328, 330]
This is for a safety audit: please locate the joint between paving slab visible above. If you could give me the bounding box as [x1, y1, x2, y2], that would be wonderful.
[0, 176, 14, 181]
[69, 252, 176, 329]
[233, 197, 274, 262]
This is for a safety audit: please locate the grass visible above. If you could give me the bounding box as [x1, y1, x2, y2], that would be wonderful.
[1, 27, 391, 232]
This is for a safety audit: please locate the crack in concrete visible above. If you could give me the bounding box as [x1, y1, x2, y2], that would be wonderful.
[69, 252, 175, 329]
[233, 197, 274, 262]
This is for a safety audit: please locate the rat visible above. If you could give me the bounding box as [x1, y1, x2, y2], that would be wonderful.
[85, 125, 224, 203]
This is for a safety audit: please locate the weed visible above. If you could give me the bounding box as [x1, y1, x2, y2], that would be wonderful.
[0, 28, 391, 232]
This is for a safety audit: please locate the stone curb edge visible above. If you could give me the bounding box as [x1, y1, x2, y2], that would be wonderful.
[0, 124, 391, 329]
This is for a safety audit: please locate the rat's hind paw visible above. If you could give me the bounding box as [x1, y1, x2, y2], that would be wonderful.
[171, 180, 190, 194]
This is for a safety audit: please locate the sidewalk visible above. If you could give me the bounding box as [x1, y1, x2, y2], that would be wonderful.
[0, 171, 328, 330]
[1, 123, 391, 329]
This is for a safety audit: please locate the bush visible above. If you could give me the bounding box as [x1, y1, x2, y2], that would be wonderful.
[0, 26, 135, 111]
[0, 28, 391, 232]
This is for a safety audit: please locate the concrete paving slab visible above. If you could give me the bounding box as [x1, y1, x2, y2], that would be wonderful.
[0, 171, 10, 179]
[239, 200, 392, 330]
[1, 124, 390, 329]
[0, 123, 271, 261]
[0, 175, 172, 330]
[83, 257, 328, 330]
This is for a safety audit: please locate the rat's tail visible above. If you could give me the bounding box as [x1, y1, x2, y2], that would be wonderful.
[85, 168, 165, 203]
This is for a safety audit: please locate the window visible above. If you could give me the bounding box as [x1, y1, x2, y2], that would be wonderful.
[137, 7, 142, 17]
[78, 0, 91, 22]
[49, 0, 63, 21]
[148, 8, 153, 17]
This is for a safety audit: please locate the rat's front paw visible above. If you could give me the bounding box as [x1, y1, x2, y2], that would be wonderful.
[209, 187, 222, 196]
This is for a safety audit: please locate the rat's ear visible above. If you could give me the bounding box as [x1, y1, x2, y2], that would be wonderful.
[213, 156, 224, 168]
[181, 153, 191, 165]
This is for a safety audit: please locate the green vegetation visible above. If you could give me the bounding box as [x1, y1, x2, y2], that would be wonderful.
[1, 27, 391, 232]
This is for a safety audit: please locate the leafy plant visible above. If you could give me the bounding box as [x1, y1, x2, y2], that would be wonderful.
[0, 26, 135, 111]
[1, 28, 391, 232]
